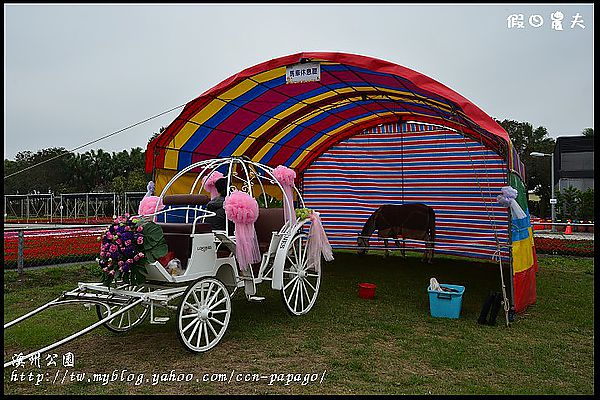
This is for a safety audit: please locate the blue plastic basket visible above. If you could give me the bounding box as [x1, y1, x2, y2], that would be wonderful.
[427, 284, 465, 319]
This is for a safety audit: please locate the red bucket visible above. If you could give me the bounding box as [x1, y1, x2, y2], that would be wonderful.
[358, 283, 377, 299]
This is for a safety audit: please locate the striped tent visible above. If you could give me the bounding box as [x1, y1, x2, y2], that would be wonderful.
[145, 52, 537, 313]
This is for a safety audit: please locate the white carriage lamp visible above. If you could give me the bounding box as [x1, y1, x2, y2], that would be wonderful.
[530, 151, 556, 232]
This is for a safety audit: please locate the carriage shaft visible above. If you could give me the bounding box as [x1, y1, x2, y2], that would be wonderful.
[4, 297, 144, 369]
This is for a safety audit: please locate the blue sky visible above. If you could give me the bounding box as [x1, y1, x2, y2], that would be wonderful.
[4, 3, 594, 159]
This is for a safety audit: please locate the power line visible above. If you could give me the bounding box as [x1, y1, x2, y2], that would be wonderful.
[4, 103, 187, 180]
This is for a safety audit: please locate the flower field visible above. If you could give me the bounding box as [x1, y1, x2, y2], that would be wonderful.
[534, 237, 594, 257]
[3, 227, 594, 269]
[4, 227, 107, 268]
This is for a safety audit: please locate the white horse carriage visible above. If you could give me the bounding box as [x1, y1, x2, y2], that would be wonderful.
[4, 157, 332, 368]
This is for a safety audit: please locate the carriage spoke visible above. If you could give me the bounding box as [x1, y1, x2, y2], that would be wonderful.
[182, 317, 199, 334]
[189, 320, 200, 344]
[299, 280, 305, 310]
[306, 273, 319, 278]
[199, 282, 206, 304]
[210, 309, 229, 314]
[292, 241, 299, 264]
[207, 319, 219, 337]
[209, 296, 227, 311]
[301, 238, 308, 268]
[192, 290, 201, 308]
[283, 270, 298, 275]
[209, 317, 225, 326]
[288, 277, 299, 300]
[283, 275, 299, 291]
[293, 280, 300, 312]
[203, 322, 210, 347]
[185, 303, 199, 313]
[126, 310, 131, 327]
[287, 255, 297, 266]
[304, 277, 317, 293]
[131, 307, 139, 322]
[196, 322, 204, 348]
[302, 279, 311, 301]
[204, 282, 215, 306]
[118, 310, 125, 328]
[181, 313, 197, 319]
[206, 285, 220, 307]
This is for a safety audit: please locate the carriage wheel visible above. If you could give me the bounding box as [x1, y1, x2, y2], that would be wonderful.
[96, 285, 150, 333]
[177, 277, 232, 353]
[281, 233, 321, 316]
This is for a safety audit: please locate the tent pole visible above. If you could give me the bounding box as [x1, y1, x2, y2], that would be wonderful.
[507, 171, 516, 319]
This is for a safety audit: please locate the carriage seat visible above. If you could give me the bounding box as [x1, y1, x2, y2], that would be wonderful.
[157, 222, 213, 269]
[163, 194, 210, 206]
[254, 208, 284, 254]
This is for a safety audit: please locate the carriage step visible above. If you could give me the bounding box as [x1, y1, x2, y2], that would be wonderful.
[150, 316, 170, 324]
[246, 296, 265, 302]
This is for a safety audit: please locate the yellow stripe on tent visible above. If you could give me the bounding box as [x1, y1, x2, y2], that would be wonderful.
[164, 68, 284, 168]
[512, 227, 535, 274]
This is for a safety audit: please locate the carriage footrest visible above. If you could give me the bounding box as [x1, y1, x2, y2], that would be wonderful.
[247, 296, 265, 302]
[150, 316, 170, 324]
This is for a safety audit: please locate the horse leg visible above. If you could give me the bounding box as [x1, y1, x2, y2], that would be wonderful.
[425, 235, 433, 264]
[394, 238, 403, 258]
[383, 238, 389, 258]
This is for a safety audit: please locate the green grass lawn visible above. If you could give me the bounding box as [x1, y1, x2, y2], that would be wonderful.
[3, 251, 594, 395]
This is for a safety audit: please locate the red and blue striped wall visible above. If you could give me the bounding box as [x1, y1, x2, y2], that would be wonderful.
[302, 123, 510, 261]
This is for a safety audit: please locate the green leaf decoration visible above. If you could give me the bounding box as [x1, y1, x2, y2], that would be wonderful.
[295, 207, 313, 220]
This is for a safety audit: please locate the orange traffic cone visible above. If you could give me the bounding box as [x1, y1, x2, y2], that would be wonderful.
[565, 220, 573, 235]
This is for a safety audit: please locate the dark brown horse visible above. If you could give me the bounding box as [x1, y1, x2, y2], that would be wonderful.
[357, 204, 435, 263]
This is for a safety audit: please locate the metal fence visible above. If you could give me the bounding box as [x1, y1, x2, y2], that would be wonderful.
[3, 192, 145, 224]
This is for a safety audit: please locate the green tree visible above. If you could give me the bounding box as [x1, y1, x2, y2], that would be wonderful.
[579, 188, 594, 221]
[496, 119, 555, 218]
[556, 186, 581, 220]
[582, 127, 593, 137]
[148, 126, 167, 144]
[4, 148, 74, 194]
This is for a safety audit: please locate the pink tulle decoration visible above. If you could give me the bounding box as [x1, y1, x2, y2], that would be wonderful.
[273, 165, 296, 224]
[202, 171, 225, 199]
[307, 211, 334, 272]
[138, 196, 164, 221]
[224, 190, 261, 271]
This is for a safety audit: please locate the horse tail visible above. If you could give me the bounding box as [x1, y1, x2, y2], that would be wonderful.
[427, 208, 436, 261]
[428, 208, 436, 243]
